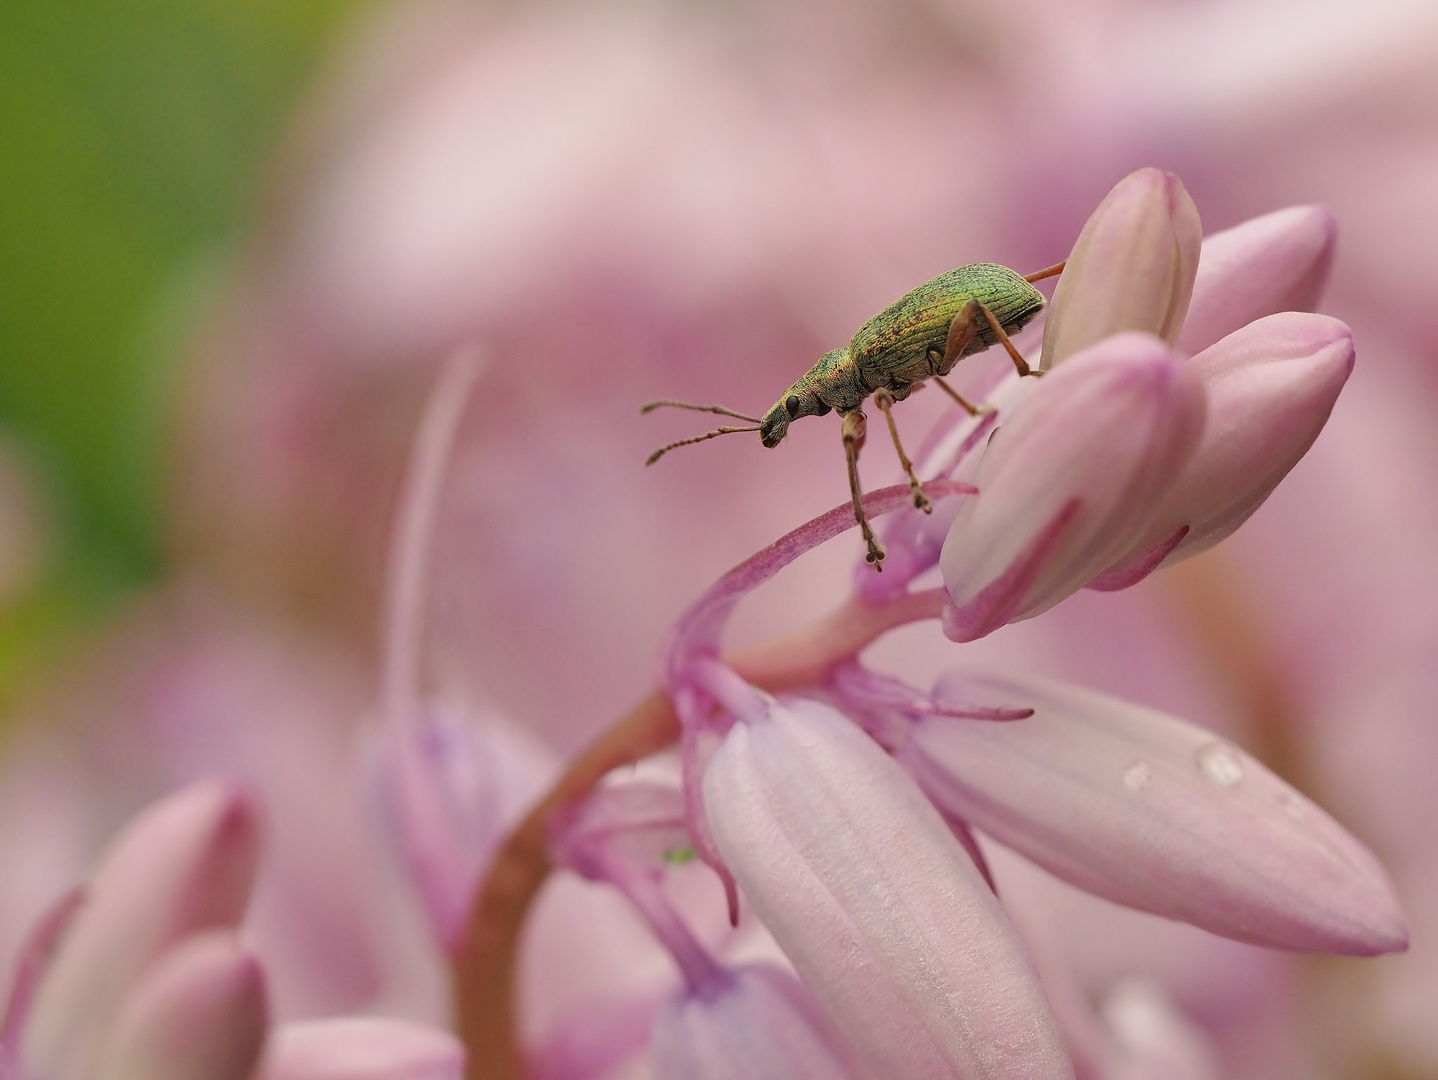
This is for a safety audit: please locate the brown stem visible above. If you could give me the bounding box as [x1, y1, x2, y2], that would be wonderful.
[452, 588, 945, 1079]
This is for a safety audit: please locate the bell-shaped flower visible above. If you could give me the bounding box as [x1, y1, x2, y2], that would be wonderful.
[651, 964, 870, 1080]
[904, 668, 1408, 955]
[1040, 168, 1202, 369]
[18, 779, 261, 1080]
[702, 696, 1072, 1080]
[258, 1017, 464, 1080]
[1090, 312, 1354, 588]
[939, 333, 1205, 641]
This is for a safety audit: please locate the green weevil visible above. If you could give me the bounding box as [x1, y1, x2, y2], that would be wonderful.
[643, 260, 1064, 568]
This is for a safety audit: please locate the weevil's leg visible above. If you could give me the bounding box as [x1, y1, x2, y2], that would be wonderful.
[939, 302, 981, 372]
[872, 387, 931, 514]
[841, 410, 885, 568]
[932, 376, 995, 418]
[1023, 260, 1065, 283]
[975, 301, 1034, 378]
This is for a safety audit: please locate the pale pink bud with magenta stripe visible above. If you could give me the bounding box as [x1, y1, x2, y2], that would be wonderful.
[939, 334, 1206, 641]
[1090, 312, 1354, 589]
[1177, 205, 1337, 356]
[21, 780, 259, 1080]
[1040, 169, 1203, 369]
[703, 697, 1072, 1080]
[905, 669, 1408, 956]
[95, 932, 267, 1080]
[258, 1017, 464, 1080]
[651, 964, 871, 1080]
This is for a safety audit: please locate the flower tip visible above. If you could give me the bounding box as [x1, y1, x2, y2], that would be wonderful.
[1041, 169, 1202, 368]
[1338, 874, 1409, 957]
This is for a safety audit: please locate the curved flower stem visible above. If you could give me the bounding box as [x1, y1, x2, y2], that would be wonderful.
[453, 489, 955, 1080]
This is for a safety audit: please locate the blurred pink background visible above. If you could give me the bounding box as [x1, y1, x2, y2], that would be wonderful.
[2, 1, 1436, 1077]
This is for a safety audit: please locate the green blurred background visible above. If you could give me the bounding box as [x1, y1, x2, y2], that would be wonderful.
[0, 0, 360, 689]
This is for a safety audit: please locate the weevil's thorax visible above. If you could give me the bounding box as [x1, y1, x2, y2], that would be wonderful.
[759, 348, 857, 447]
[849, 263, 1046, 378]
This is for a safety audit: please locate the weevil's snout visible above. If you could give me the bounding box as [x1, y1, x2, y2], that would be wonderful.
[759, 403, 790, 448]
[761, 387, 832, 447]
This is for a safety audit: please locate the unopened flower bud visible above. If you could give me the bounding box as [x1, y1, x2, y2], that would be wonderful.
[1041, 169, 1202, 369]
[940, 333, 1205, 641]
[906, 669, 1408, 956]
[22, 781, 259, 1080]
[1089, 312, 1354, 588]
[703, 698, 1071, 1080]
[1177, 205, 1337, 356]
[97, 932, 267, 1080]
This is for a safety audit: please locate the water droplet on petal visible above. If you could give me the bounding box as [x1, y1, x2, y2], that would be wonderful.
[1196, 742, 1243, 787]
[1122, 761, 1152, 791]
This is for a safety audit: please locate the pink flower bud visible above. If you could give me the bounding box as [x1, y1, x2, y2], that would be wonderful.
[906, 669, 1408, 956]
[1040, 169, 1203, 369]
[1090, 312, 1354, 588]
[702, 698, 1072, 1080]
[940, 333, 1205, 641]
[96, 932, 268, 1080]
[22, 780, 259, 1080]
[1177, 205, 1337, 356]
[259, 1017, 464, 1080]
[651, 965, 870, 1080]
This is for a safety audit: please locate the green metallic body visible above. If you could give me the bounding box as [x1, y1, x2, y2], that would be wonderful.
[758, 263, 1045, 446]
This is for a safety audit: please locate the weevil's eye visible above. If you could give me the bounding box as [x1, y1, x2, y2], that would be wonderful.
[814, 402, 832, 416]
[785, 395, 801, 417]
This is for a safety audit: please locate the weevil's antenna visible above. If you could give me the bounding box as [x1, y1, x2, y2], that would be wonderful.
[1024, 261, 1066, 283]
[646, 426, 762, 466]
[641, 399, 764, 425]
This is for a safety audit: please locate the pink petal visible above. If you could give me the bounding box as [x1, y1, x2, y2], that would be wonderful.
[703, 698, 1071, 1080]
[651, 964, 870, 1080]
[1177, 205, 1337, 357]
[96, 932, 268, 1080]
[1089, 312, 1354, 584]
[1040, 169, 1202, 369]
[907, 669, 1408, 955]
[22, 780, 259, 1080]
[258, 1017, 463, 1080]
[940, 333, 1205, 639]
[0, 888, 85, 1075]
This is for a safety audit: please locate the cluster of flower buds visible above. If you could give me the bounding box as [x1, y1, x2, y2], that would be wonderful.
[0, 781, 462, 1080]
[536, 170, 1404, 1080]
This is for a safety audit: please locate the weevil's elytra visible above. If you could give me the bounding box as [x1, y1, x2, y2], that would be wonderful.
[644, 260, 1063, 568]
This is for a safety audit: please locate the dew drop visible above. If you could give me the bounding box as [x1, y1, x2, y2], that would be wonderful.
[1122, 761, 1152, 791]
[1196, 742, 1244, 787]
